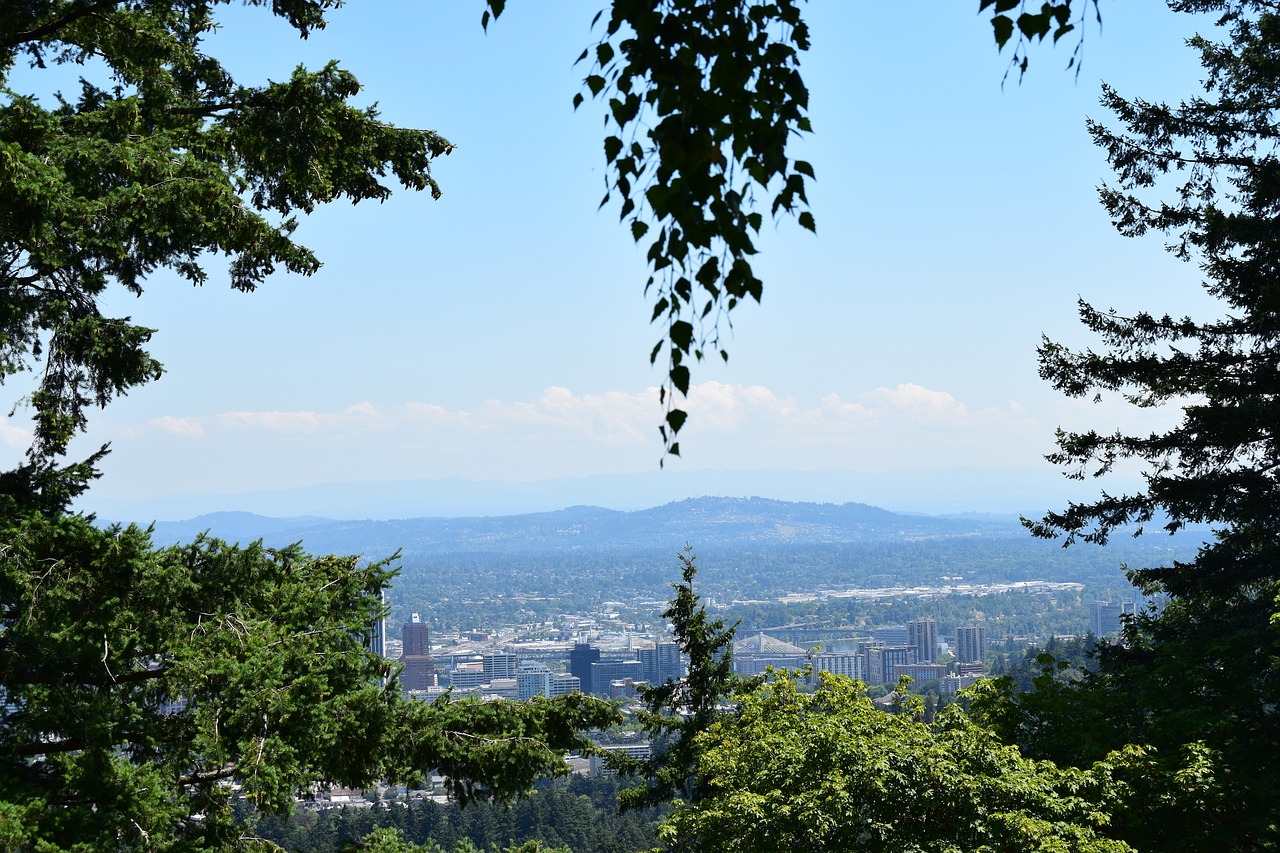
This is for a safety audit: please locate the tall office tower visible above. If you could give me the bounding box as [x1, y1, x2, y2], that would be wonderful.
[590, 659, 643, 696]
[907, 618, 938, 663]
[953, 625, 987, 664]
[400, 613, 435, 695]
[402, 613, 431, 656]
[657, 641, 683, 683]
[482, 652, 519, 680]
[367, 589, 386, 659]
[1091, 601, 1125, 637]
[569, 643, 600, 695]
[640, 641, 684, 685]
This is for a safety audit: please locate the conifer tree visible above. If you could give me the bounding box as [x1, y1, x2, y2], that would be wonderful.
[992, 2, 1280, 848]
[614, 548, 739, 811]
[0, 5, 623, 848]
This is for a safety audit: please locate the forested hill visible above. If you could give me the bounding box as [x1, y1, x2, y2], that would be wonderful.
[135, 497, 1207, 627]
[139, 496, 1024, 557]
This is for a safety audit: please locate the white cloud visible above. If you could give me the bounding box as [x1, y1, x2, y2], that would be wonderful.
[135, 382, 1040, 451]
[215, 402, 390, 434]
[148, 415, 205, 439]
[0, 421, 31, 449]
[99, 381, 1054, 490]
[858, 383, 968, 425]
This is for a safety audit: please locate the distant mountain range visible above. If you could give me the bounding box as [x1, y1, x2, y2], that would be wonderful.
[133, 496, 1028, 559]
[82, 465, 1133, 522]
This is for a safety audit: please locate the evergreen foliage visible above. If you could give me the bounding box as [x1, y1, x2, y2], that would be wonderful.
[0, 4, 622, 848]
[251, 777, 662, 853]
[986, 1, 1280, 849]
[0, 1, 453, 493]
[613, 549, 740, 811]
[0, 504, 620, 849]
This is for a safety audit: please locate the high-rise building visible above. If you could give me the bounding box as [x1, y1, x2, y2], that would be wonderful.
[590, 659, 642, 696]
[569, 643, 600, 695]
[953, 625, 986, 664]
[640, 642, 683, 686]
[483, 652, 519, 680]
[517, 662, 550, 700]
[907, 618, 938, 664]
[367, 589, 386, 659]
[1091, 601, 1125, 637]
[402, 613, 431, 656]
[400, 613, 435, 695]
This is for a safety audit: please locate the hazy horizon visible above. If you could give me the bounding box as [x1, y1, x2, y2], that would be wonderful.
[84, 462, 1143, 524]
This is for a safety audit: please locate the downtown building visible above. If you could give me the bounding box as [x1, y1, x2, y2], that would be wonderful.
[400, 613, 435, 695]
[482, 652, 519, 680]
[811, 652, 866, 683]
[907, 618, 938, 663]
[590, 659, 643, 697]
[639, 641, 684, 686]
[517, 662, 581, 700]
[953, 625, 986, 664]
[569, 643, 601, 695]
[867, 645, 917, 686]
[1091, 600, 1136, 637]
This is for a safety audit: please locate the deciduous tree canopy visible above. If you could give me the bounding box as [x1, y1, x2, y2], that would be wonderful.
[662, 670, 1134, 853]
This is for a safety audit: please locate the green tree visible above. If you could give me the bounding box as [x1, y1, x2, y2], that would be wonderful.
[0, 509, 619, 849]
[613, 548, 740, 810]
[0, 4, 621, 848]
[661, 669, 1133, 853]
[0, 1, 453, 497]
[0, 1, 1119, 848]
[992, 1, 1280, 849]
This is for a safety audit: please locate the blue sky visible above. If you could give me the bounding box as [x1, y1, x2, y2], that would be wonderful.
[3, 2, 1225, 517]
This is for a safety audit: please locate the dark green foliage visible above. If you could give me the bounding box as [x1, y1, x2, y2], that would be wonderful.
[1006, 2, 1280, 849]
[251, 776, 662, 853]
[0, 504, 397, 847]
[611, 549, 741, 811]
[0, 506, 620, 849]
[0, 5, 624, 848]
[980, 0, 1098, 76]
[581, 0, 814, 458]
[0, 1, 453, 490]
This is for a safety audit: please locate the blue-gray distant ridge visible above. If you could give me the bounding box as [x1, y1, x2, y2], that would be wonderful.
[134, 496, 1024, 557]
